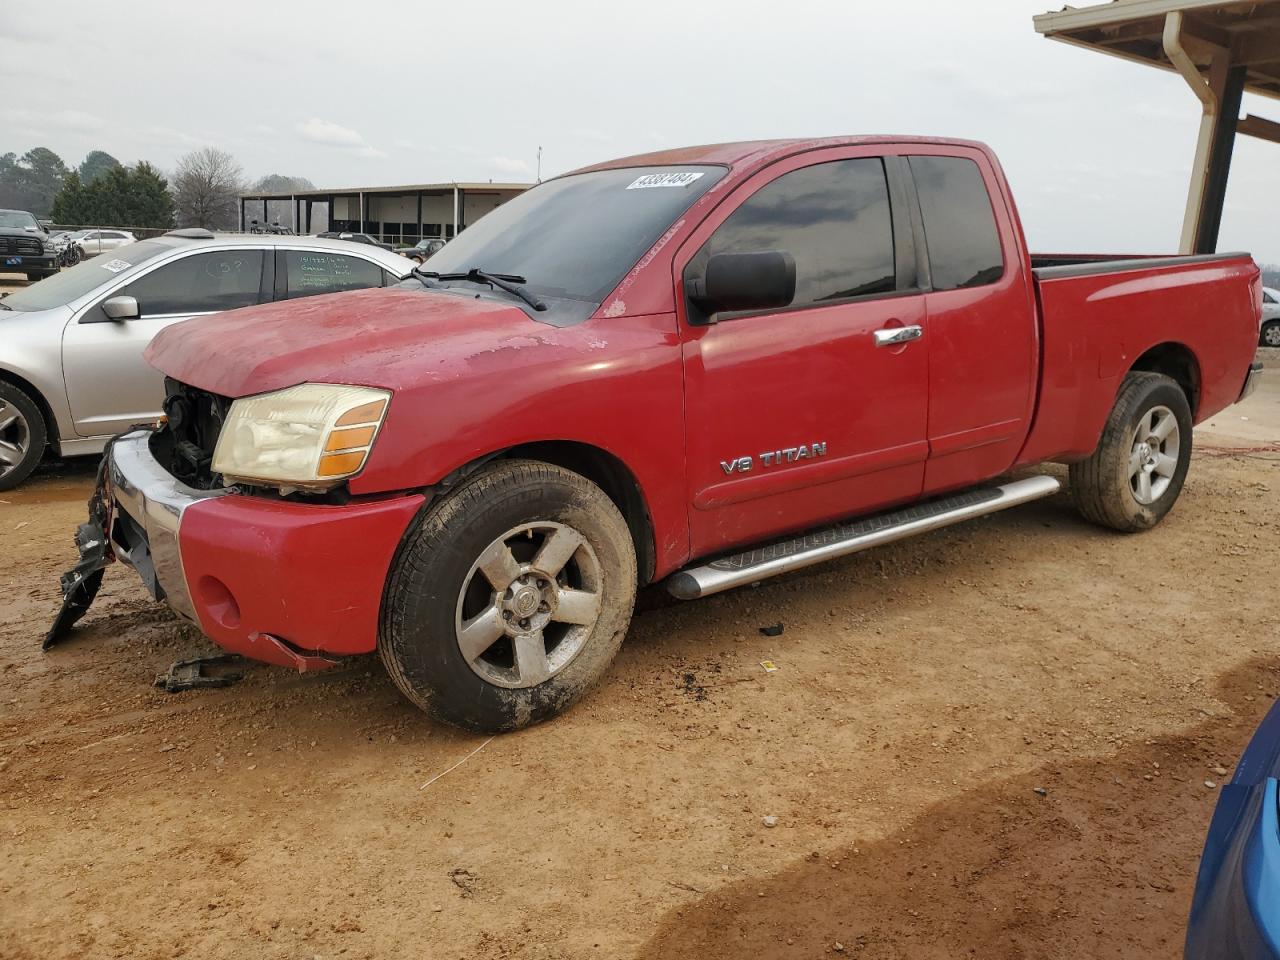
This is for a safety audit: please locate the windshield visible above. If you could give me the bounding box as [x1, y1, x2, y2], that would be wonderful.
[1, 240, 169, 311]
[0, 210, 40, 231]
[423, 165, 725, 305]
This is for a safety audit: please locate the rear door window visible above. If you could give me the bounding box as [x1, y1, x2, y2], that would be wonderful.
[126, 249, 265, 316]
[282, 251, 385, 300]
[696, 158, 896, 309]
[908, 156, 1004, 291]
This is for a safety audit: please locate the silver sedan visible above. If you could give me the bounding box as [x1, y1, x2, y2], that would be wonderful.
[0, 231, 412, 489]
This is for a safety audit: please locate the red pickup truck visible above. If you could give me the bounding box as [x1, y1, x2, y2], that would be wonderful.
[48, 136, 1263, 732]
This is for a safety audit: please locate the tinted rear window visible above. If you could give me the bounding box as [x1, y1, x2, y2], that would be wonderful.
[909, 156, 1004, 291]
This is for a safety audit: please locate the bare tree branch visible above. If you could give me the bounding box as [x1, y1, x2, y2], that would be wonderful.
[171, 147, 245, 230]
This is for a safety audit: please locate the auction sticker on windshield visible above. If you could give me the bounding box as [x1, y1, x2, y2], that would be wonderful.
[101, 259, 131, 273]
[626, 172, 705, 190]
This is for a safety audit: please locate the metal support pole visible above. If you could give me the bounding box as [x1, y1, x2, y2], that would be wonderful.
[359, 191, 365, 233]
[416, 191, 423, 242]
[1194, 65, 1246, 254]
[1163, 12, 1241, 255]
[238, 198, 244, 232]
[452, 185, 459, 238]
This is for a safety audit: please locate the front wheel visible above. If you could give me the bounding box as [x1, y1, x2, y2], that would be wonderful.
[1262, 321, 1280, 348]
[380, 460, 637, 732]
[0, 381, 46, 491]
[1069, 371, 1193, 532]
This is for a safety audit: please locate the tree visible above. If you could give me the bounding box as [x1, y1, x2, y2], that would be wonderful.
[0, 147, 69, 216]
[51, 161, 174, 229]
[249, 173, 315, 230]
[171, 147, 245, 229]
[78, 150, 122, 184]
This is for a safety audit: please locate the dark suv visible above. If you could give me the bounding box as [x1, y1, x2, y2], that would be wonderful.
[0, 209, 57, 281]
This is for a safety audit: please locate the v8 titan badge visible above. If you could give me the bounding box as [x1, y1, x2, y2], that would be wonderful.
[720, 442, 828, 475]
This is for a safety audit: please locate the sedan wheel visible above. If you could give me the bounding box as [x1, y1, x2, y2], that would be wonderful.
[0, 383, 46, 491]
[1263, 322, 1280, 348]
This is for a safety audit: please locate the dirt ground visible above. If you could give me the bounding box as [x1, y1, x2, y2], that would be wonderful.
[2, 266, 1278, 958]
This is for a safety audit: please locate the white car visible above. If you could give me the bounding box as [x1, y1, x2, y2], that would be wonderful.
[75, 229, 136, 256]
[1261, 286, 1280, 348]
[0, 230, 413, 489]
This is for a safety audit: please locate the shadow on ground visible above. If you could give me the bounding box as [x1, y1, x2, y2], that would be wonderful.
[638, 657, 1280, 960]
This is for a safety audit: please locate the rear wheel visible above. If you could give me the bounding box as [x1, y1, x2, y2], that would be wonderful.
[1069, 372, 1192, 532]
[1262, 321, 1280, 348]
[0, 382, 46, 491]
[380, 459, 637, 732]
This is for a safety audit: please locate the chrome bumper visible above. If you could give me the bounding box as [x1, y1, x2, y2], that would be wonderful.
[1239, 361, 1263, 402]
[108, 432, 227, 623]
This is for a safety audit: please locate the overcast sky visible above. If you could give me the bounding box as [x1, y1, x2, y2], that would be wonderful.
[2, 0, 1276, 263]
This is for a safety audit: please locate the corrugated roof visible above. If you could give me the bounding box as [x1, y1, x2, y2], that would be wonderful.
[1034, 0, 1280, 100]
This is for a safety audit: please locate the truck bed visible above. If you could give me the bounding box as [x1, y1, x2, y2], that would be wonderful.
[1016, 251, 1261, 467]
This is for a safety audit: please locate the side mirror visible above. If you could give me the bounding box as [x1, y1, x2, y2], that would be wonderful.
[101, 295, 139, 321]
[687, 250, 796, 320]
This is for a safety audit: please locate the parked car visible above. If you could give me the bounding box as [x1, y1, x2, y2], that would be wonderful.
[0, 230, 412, 489]
[0, 208, 57, 281]
[395, 238, 446, 264]
[1184, 696, 1280, 959]
[75, 229, 137, 256]
[1260, 286, 1280, 347]
[52, 137, 1263, 732]
[317, 230, 394, 251]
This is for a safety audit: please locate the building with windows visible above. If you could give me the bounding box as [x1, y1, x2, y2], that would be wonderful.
[237, 181, 533, 244]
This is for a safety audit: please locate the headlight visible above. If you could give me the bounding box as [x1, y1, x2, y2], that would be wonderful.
[211, 383, 391, 491]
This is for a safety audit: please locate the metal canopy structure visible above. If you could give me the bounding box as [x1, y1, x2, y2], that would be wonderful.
[237, 181, 532, 245]
[1035, 0, 1280, 253]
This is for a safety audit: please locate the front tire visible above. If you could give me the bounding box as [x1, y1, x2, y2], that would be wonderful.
[1262, 321, 1280, 348]
[0, 381, 46, 491]
[380, 459, 637, 732]
[1069, 372, 1192, 532]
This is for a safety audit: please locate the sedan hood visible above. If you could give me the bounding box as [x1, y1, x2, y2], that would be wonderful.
[145, 286, 551, 398]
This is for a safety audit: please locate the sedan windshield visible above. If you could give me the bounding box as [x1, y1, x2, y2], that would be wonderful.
[1, 240, 168, 312]
[0, 210, 40, 231]
[422, 165, 725, 305]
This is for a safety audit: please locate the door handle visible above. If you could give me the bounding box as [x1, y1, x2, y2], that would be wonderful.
[873, 324, 924, 348]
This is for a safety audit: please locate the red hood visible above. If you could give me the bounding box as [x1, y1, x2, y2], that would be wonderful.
[145, 287, 552, 397]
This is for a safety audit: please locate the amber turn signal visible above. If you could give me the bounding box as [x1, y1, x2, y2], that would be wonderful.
[335, 399, 387, 427]
[324, 426, 376, 452]
[317, 451, 367, 477]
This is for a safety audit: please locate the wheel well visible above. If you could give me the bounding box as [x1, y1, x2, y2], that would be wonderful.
[1130, 343, 1200, 416]
[484, 441, 657, 585]
[0, 369, 57, 446]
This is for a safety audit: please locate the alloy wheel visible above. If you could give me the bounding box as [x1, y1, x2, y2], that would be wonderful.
[454, 522, 603, 689]
[1128, 404, 1180, 505]
[0, 399, 31, 481]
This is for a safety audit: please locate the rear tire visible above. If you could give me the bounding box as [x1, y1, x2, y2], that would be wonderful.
[1069, 372, 1192, 532]
[379, 459, 637, 732]
[0, 381, 46, 491]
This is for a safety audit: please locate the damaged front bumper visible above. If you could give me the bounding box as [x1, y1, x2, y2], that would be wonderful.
[49, 431, 425, 670]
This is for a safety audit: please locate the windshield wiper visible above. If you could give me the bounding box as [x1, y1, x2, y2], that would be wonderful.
[413, 267, 547, 312]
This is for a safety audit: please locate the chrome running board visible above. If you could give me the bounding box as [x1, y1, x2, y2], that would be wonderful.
[666, 475, 1062, 600]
